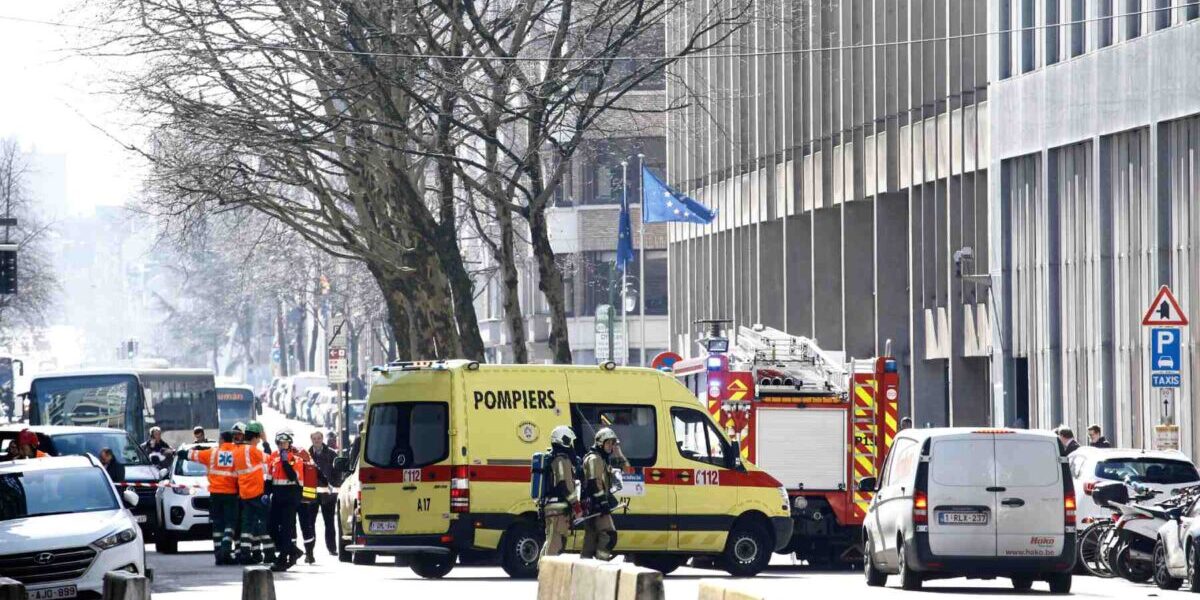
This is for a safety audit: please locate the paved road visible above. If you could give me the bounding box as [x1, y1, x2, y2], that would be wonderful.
[146, 408, 1180, 599]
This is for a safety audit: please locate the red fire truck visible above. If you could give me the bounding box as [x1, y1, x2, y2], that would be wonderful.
[672, 323, 901, 567]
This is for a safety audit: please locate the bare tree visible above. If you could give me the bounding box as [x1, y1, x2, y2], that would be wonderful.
[0, 140, 58, 334]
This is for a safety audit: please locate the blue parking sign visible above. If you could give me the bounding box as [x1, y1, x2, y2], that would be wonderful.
[1151, 328, 1181, 373]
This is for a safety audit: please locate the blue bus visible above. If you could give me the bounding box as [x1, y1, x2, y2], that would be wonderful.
[27, 369, 218, 447]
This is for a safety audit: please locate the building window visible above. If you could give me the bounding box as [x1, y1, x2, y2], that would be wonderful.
[1021, 0, 1036, 73]
[1001, 0, 1013, 78]
[1099, 0, 1115, 48]
[1155, 0, 1171, 29]
[1071, 0, 1086, 57]
[1046, 0, 1061, 65]
[1188, 0, 1200, 21]
[1126, 0, 1143, 40]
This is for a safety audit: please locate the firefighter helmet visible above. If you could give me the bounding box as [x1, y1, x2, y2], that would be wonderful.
[232, 422, 247, 434]
[550, 426, 577, 448]
[246, 422, 263, 435]
[275, 430, 293, 444]
[594, 427, 618, 445]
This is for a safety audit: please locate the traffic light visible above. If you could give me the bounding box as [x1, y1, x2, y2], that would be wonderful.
[0, 244, 17, 295]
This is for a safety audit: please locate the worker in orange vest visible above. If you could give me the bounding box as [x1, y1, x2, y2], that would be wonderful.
[266, 430, 310, 572]
[187, 431, 241, 565]
[235, 422, 271, 565]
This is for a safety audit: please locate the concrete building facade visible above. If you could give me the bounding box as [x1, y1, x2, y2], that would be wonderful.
[665, 0, 1200, 450]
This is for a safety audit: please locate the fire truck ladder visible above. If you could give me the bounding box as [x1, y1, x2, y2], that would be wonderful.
[732, 325, 849, 396]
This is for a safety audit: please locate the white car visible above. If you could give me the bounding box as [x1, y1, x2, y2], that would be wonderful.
[863, 428, 1074, 593]
[0, 455, 146, 599]
[1069, 447, 1200, 525]
[154, 443, 211, 554]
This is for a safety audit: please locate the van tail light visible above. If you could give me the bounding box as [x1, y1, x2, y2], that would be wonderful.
[1064, 493, 1076, 527]
[913, 491, 928, 525]
[451, 466, 470, 513]
[1083, 481, 1097, 495]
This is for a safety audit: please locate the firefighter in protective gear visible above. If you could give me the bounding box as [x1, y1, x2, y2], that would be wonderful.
[232, 422, 247, 444]
[580, 427, 627, 561]
[10, 429, 48, 459]
[188, 431, 241, 564]
[236, 422, 270, 564]
[267, 430, 309, 572]
[539, 426, 580, 559]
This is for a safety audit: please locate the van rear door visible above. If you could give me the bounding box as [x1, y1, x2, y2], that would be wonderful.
[994, 435, 1066, 557]
[360, 372, 453, 537]
[927, 434, 998, 556]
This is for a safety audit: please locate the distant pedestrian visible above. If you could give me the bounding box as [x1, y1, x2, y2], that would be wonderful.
[1055, 426, 1080, 455]
[99, 448, 125, 483]
[193, 426, 211, 444]
[899, 417, 913, 431]
[1087, 424, 1112, 448]
[142, 427, 173, 465]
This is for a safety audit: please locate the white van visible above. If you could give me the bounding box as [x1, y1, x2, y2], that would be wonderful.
[862, 428, 1075, 593]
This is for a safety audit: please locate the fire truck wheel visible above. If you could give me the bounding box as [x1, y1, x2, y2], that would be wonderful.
[720, 524, 772, 577]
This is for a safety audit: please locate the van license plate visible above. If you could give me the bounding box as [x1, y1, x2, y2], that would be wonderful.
[27, 585, 77, 600]
[938, 511, 988, 525]
[369, 520, 397, 533]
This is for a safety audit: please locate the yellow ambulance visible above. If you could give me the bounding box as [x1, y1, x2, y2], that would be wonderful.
[345, 360, 792, 579]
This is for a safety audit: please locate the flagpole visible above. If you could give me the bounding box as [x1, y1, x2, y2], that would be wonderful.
[637, 153, 646, 367]
[621, 159, 629, 366]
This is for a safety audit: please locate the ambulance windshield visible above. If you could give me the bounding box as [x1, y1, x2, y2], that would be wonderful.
[364, 402, 449, 469]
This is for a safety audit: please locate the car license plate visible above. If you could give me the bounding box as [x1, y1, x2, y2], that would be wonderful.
[938, 511, 988, 525]
[134, 515, 147, 523]
[369, 520, 397, 533]
[27, 585, 77, 600]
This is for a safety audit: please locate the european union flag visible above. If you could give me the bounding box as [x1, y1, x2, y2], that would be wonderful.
[616, 191, 634, 272]
[641, 166, 716, 224]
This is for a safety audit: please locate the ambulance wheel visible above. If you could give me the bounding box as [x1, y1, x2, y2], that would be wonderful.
[155, 530, 178, 555]
[499, 523, 543, 579]
[720, 524, 772, 577]
[411, 553, 456, 579]
[632, 554, 685, 575]
[352, 551, 376, 565]
[336, 513, 351, 563]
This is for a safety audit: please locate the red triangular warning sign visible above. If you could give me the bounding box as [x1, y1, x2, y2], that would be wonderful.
[1142, 285, 1189, 326]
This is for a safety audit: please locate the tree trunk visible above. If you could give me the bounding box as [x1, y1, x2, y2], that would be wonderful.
[528, 207, 573, 363]
[496, 201, 529, 363]
[308, 297, 320, 373]
[294, 300, 307, 372]
[276, 298, 290, 377]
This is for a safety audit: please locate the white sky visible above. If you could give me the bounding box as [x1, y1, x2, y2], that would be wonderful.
[0, 0, 143, 212]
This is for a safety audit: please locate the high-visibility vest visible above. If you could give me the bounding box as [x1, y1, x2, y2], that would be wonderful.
[301, 463, 318, 501]
[234, 443, 265, 499]
[267, 449, 308, 488]
[189, 443, 239, 495]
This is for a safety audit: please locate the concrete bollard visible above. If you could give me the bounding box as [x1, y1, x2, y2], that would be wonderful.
[616, 566, 664, 600]
[537, 556, 576, 600]
[696, 579, 764, 600]
[569, 559, 604, 600]
[0, 577, 26, 600]
[102, 571, 149, 600]
[241, 566, 276, 600]
[696, 580, 727, 600]
[592, 563, 624, 600]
